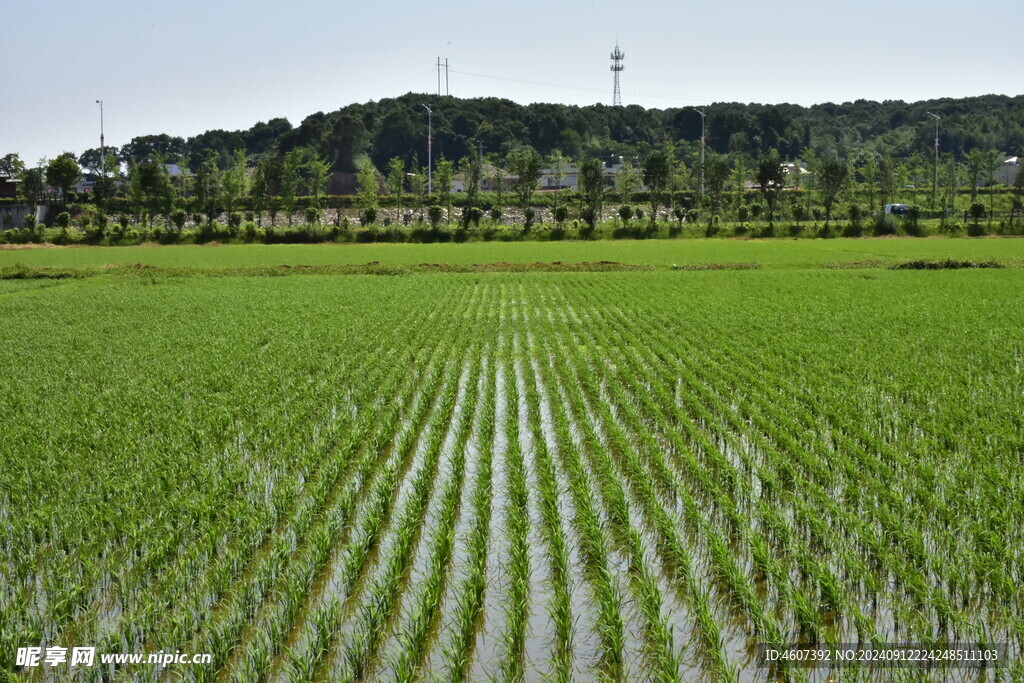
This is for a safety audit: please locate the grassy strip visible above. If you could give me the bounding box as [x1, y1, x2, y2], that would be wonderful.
[0, 260, 654, 280]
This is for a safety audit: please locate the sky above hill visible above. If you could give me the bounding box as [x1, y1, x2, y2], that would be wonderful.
[4, 0, 1022, 166]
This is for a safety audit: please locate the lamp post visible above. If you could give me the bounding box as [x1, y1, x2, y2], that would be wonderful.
[926, 111, 940, 210]
[692, 108, 706, 197]
[421, 104, 432, 195]
[95, 100, 105, 175]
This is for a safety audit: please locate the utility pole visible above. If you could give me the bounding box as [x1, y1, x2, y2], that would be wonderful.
[445, 58, 449, 96]
[693, 108, 706, 198]
[422, 104, 433, 195]
[926, 111, 940, 211]
[437, 57, 441, 96]
[95, 100, 105, 175]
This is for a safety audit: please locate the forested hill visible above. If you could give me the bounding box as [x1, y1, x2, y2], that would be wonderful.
[108, 92, 1024, 171]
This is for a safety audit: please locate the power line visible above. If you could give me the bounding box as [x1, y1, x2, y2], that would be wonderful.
[446, 66, 714, 104]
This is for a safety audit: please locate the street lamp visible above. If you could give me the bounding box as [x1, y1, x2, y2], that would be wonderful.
[692, 108, 706, 197]
[421, 104, 432, 195]
[95, 100, 105, 175]
[926, 111, 940, 210]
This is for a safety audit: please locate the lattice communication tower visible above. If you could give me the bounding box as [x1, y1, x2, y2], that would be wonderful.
[610, 44, 625, 106]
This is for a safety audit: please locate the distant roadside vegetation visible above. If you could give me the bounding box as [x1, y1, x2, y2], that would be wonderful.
[2, 93, 1022, 244]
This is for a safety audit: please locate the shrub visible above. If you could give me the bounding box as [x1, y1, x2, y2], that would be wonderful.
[360, 207, 378, 227]
[489, 206, 502, 223]
[427, 205, 443, 229]
[55, 212, 71, 229]
[169, 208, 187, 231]
[618, 205, 633, 223]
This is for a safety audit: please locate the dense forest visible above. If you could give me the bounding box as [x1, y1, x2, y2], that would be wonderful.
[23, 92, 1024, 175]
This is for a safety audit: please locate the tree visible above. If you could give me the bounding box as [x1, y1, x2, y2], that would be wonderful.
[280, 150, 301, 226]
[642, 149, 672, 223]
[435, 157, 454, 222]
[386, 156, 406, 220]
[815, 157, 848, 229]
[128, 156, 174, 228]
[965, 149, 989, 203]
[1, 153, 25, 176]
[357, 159, 379, 211]
[306, 155, 331, 209]
[221, 149, 248, 217]
[705, 154, 731, 218]
[194, 154, 221, 225]
[755, 148, 785, 223]
[578, 157, 605, 230]
[120, 134, 185, 164]
[17, 167, 44, 204]
[1008, 162, 1024, 230]
[507, 147, 541, 211]
[860, 155, 879, 211]
[251, 161, 269, 228]
[878, 156, 896, 208]
[46, 153, 82, 202]
[615, 159, 641, 208]
[458, 147, 482, 228]
[548, 149, 568, 208]
[732, 157, 748, 211]
[407, 159, 425, 213]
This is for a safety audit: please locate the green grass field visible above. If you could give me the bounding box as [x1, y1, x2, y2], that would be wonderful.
[2, 240, 1022, 680]
[1, 235, 1023, 270]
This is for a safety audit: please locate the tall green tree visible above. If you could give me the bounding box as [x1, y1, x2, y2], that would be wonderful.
[577, 157, 605, 229]
[642, 149, 672, 223]
[221, 149, 248, 217]
[615, 159, 641, 208]
[507, 147, 541, 211]
[357, 159, 379, 209]
[1, 153, 25, 176]
[128, 156, 174, 228]
[706, 154, 731, 218]
[194, 154, 221, 225]
[280, 150, 301, 226]
[548, 149, 568, 209]
[46, 153, 81, 203]
[860, 155, 879, 211]
[458, 147, 482, 228]
[755, 148, 785, 223]
[306, 155, 331, 209]
[965, 149, 989, 203]
[17, 167, 44, 204]
[815, 156, 848, 228]
[251, 161, 269, 228]
[435, 157, 454, 221]
[386, 156, 406, 219]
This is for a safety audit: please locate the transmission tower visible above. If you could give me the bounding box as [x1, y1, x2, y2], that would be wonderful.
[610, 43, 625, 106]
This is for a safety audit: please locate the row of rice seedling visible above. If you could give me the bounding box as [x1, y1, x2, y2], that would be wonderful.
[585, 271, 1023, 674]
[324, 287, 493, 680]
[198, 308, 457, 681]
[5, 268, 1023, 680]
[2, 282, 373, 668]
[545, 288, 789, 673]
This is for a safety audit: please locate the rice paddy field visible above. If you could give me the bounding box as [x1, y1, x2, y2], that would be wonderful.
[2, 238, 1023, 681]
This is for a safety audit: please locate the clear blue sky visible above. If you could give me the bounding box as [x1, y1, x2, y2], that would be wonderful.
[4, 0, 1021, 165]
